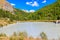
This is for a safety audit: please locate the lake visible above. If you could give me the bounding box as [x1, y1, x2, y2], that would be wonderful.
[0, 22, 60, 39]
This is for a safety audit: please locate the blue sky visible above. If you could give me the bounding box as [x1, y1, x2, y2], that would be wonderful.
[7, 0, 56, 12]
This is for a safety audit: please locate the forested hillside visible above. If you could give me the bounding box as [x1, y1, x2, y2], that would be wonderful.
[0, 0, 60, 21]
[14, 0, 60, 20]
[36, 0, 60, 20]
[0, 0, 60, 26]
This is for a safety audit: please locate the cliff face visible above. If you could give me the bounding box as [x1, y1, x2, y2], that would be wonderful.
[0, 0, 14, 13]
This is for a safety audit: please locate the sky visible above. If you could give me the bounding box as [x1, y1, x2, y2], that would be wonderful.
[7, 0, 56, 12]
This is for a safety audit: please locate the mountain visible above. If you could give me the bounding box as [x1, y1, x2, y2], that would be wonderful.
[0, 0, 60, 26]
[35, 0, 60, 20]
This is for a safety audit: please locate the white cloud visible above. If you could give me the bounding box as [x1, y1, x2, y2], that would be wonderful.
[23, 10, 29, 12]
[42, 0, 46, 3]
[26, 1, 39, 7]
[11, 3, 15, 6]
[26, 2, 32, 5]
[22, 9, 35, 13]
[26, 2, 30, 4]
[32, 1, 39, 7]
[29, 10, 35, 12]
